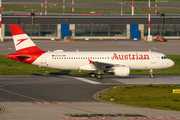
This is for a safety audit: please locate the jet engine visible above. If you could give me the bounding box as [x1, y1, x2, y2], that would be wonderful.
[113, 66, 130, 76]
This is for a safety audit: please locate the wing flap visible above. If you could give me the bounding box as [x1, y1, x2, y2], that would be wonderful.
[90, 60, 127, 71]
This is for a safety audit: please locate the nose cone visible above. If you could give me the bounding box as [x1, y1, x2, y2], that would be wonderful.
[167, 59, 174, 68]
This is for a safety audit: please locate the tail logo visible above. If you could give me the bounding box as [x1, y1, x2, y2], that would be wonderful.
[16, 38, 29, 46]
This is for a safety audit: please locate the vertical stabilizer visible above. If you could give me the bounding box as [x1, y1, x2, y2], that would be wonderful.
[10, 25, 43, 53]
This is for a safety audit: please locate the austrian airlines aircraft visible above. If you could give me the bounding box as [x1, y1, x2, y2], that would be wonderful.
[8, 25, 174, 79]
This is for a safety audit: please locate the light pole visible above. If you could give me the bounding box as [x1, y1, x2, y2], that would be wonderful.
[45, 0, 47, 15]
[63, 0, 65, 15]
[155, 0, 157, 15]
[31, 11, 35, 24]
[72, 0, 74, 15]
[121, 2, 123, 15]
[41, 0, 43, 15]
[161, 14, 165, 36]
[147, 0, 152, 41]
[0, 0, 3, 42]
[132, 0, 134, 15]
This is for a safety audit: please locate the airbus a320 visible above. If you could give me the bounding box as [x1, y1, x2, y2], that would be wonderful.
[7, 25, 174, 79]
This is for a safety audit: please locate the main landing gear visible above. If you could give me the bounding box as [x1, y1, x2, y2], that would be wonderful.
[90, 72, 96, 78]
[150, 69, 154, 78]
[89, 72, 102, 79]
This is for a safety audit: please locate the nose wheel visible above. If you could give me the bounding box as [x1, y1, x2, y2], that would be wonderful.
[150, 69, 154, 78]
[150, 74, 154, 78]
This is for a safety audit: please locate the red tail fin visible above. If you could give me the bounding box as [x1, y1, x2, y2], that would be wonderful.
[10, 25, 44, 53]
[7, 25, 46, 64]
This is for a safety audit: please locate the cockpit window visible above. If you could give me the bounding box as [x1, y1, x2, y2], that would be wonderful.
[161, 56, 167, 59]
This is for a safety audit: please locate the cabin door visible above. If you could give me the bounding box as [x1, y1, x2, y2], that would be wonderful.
[151, 54, 156, 63]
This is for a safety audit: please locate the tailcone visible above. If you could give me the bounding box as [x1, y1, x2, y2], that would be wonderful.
[7, 51, 45, 64]
[7, 53, 19, 61]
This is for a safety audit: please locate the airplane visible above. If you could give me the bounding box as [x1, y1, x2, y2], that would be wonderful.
[7, 25, 174, 79]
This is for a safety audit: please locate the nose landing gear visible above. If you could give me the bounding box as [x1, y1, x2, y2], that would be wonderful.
[150, 69, 154, 78]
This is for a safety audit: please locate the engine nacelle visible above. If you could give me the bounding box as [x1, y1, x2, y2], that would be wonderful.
[113, 66, 130, 76]
[79, 64, 96, 71]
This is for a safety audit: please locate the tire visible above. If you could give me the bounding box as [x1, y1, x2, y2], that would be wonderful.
[150, 75, 154, 78]
[90, 73, 96, 78]
[96, 74, 102, 79]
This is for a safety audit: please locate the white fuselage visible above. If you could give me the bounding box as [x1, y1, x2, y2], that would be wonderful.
[33, 51, 174, 71]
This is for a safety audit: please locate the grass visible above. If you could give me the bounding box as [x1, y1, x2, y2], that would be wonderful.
[5, 0, 180, 6]
[2, 2, 180, 15]
[99, 85, 180, 111]
[0, 55, 179, 75]
[0, 55, 91, 75]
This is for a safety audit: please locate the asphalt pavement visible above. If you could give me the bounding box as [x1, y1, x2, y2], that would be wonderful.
[1, 40, 180, 55]
[0, 40, 180, 120]
[0, 75, 180, 120]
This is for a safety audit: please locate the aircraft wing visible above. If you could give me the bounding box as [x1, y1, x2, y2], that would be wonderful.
[89, 60, 127, 71]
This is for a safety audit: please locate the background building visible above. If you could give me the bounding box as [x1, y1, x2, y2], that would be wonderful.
[2, 15, 180, 40]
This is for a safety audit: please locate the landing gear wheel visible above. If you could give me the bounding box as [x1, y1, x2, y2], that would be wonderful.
[90, 73, 96, 78]
[150, 69, 154, 78]
[96, 74, 102, 79]
[150, 75, 154, 78]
